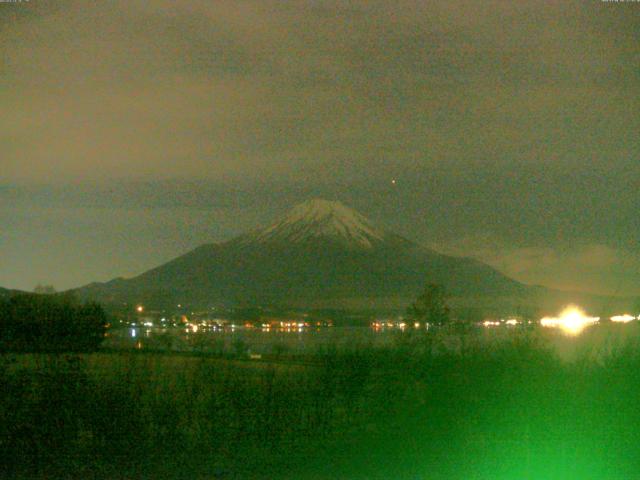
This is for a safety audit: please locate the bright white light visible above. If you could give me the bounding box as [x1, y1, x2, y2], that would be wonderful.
[540, 306, 599, 335]
[610, 314, 636, 323]
[505, 319, 518, 326]
[482, 320, 500, 327]
[136, 305, 144, 313]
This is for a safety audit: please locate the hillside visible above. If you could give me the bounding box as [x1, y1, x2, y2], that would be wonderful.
[75, 199, 628, 314]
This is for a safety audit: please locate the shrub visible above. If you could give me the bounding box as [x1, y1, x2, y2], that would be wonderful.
[0, 293, 108, 352]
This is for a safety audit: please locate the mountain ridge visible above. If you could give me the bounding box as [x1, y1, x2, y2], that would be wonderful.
[74, 199, 631, 314]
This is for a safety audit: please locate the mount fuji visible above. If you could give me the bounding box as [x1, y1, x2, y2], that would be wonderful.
[77, 198, 532, 310]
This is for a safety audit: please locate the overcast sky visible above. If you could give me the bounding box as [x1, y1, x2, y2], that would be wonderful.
[1, 0, 639, 296]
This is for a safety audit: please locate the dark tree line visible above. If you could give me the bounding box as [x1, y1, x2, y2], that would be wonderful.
[0, 293, 108, 352]
[407, 283, 451, 326]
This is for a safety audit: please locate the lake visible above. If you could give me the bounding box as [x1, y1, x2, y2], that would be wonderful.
[104, 321, 640, 361]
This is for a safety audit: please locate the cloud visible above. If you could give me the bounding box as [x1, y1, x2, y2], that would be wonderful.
[433, 234, 640, 296]
[1, 0, 638, 183]
[0, 0, 638, 294]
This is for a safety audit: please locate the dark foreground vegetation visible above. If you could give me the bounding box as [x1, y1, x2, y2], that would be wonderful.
[1, 333, 640, 479]
[0, 294, 107, 353]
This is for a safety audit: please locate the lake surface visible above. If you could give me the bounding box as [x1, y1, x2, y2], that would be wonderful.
[104, 322, 640, 361]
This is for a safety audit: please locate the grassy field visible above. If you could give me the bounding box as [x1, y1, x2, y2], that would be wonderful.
[2, 331, 640, 479]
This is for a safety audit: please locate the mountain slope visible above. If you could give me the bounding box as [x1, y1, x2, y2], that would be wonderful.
[77, 199, 534, 310]
[242, 199, 388, 249]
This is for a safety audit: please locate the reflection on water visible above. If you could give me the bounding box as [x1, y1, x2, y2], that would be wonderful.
[111, 325, 393, 356]
[105, 321, 640, 362]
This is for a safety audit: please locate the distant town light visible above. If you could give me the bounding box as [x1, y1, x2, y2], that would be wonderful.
[610, 314, 636, 323]
[136, 305, 144, 313]
[482, 320, 500, 327]
[540, 306, 599, 336]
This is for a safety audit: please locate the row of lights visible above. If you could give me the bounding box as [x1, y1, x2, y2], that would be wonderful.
[539, 306, 640, 335]
[371, 321, 424, 329]
[135, 304, 637, 338]
[370, 307, 637, 337]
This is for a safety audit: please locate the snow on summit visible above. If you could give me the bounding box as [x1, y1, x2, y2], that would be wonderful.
[253, 199, 387, 248]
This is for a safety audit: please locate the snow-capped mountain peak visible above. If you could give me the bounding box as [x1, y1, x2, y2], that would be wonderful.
[251, 198, 387, 248]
